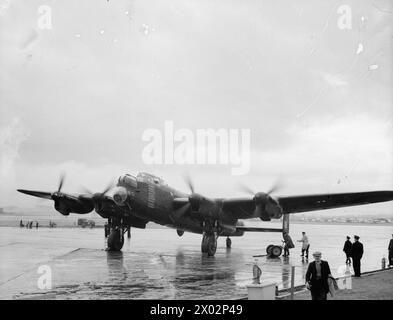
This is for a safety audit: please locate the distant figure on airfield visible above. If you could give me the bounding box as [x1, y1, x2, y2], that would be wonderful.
[298, 232, 310, 259]
[305, 251, 332, 300]
[36, 221, 39, 229]
[282, 240, 289, 257]
[19, 220, 24, 227]
[351, 235, 364, 277]
[343, 236, 352, 265]
[388, 234, 393, 267]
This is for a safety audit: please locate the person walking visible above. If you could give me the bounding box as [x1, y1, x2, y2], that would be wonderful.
[305, 251, 332, 300]
[351, 235, 363, 277]
[297, 232, 310, 259]
[388, 234, 393, 267]
[343, 236, 352, 265]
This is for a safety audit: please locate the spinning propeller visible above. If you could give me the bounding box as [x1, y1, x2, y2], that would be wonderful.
[80, 180, 115, 201]
[172, 173, 205, 219]
[17, 172, 67, 200]
[238, 179, 284, 221]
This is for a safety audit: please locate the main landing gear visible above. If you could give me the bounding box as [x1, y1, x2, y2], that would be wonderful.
[201, 232, 217, 256]
[106, 218, 127, 251]
[201, 220, 218, 256]
[226, 237, 232, 249]
[266, 244, 282, 258]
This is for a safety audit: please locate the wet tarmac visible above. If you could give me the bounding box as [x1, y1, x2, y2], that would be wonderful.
[0, 223, 392, 299]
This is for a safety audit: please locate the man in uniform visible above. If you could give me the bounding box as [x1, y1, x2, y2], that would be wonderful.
[351, 235, 364, 277]
[388, 234, 393, 267]
[343, 236, 352, 265]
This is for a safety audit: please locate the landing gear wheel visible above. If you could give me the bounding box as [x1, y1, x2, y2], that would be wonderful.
[270, 245, 282, 258]
[201, 234, 209, 253]
[104, 223, 110, 238]
[226, 237, 232, 249]
[207, 235, 217, 257]
[107, 228, 124, 251]
[266, 244, 274, 255]
[127, 227, 131, 239]
[177, 229, 184, 237]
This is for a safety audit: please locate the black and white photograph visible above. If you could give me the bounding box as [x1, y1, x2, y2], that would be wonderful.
[0, 0, 392, 305]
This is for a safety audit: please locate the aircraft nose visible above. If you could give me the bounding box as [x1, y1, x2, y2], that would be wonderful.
[113, 187, 128, 205]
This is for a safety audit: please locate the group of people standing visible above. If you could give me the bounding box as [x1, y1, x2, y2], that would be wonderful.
[303, 234, 393, 300]
[343, 235, 364, 277]
[19, 220, 38, 229]
[285, 232, 367, 300]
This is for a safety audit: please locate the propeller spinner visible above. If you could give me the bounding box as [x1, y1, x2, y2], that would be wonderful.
[238, 180, 283, 221]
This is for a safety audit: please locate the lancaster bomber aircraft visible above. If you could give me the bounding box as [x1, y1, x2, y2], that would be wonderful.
[17, 172, 393, 257]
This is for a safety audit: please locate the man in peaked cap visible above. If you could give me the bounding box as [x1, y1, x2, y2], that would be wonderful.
[388, 234, 393, 267]
[343, 236, 352, 265]
[351, 235, 364, 277]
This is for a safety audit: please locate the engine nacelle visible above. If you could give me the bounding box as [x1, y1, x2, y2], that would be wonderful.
[54, 200, 70, 216]
[113, 187, 128, 206]
[265, 198, 283, 219]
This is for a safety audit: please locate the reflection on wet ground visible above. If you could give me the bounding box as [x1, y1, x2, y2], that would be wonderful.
[0, 223, 391, 299]
[10, 249, 305, 300]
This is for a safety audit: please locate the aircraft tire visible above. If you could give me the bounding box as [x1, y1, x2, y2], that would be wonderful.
[107, 229, 124, 251]
[177, 229, 184, 237]
[201, 234, 209, 253]
[266, 244, 274, 255]
[226, 237, 232, 248]
[207, 235, 217, 257]
[270, 245, 282, 258]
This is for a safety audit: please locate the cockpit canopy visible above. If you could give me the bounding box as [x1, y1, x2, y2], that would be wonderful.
[136, 172, 166, 185]
[118, 172, 166, 187]
[118, 174, 137, 188]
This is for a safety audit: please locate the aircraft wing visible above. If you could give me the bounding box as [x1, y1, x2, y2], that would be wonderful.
[277, 191, 393, 214]
[221, 191, 393, 219]
[17, 189, 95, 215]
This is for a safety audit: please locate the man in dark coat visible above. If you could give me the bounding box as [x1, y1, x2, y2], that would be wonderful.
[305, 251, 332, 300]
[343, 236, 352, 265]
[351, 235, 364, 277]
[388, 234, 393, 267]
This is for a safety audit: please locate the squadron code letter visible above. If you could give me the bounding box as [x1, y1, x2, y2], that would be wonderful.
[150, 304, 184, 318]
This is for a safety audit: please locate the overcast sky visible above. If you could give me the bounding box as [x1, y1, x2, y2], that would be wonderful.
[0, 0, 392, 216]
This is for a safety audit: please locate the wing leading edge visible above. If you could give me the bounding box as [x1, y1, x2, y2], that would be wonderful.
[277, 191, 393, 214]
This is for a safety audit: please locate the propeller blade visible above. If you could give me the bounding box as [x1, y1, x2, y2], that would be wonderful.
[58, 172, 65, 192]
[173, 202, 191, 219]
[101, 180, 115, 196]
[182, 173, 195, 194]
[266, 179, 283, 195]
[79, 186, 93, 195]
[17, 189, 53, 200]
[237, 183, 255, 195]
